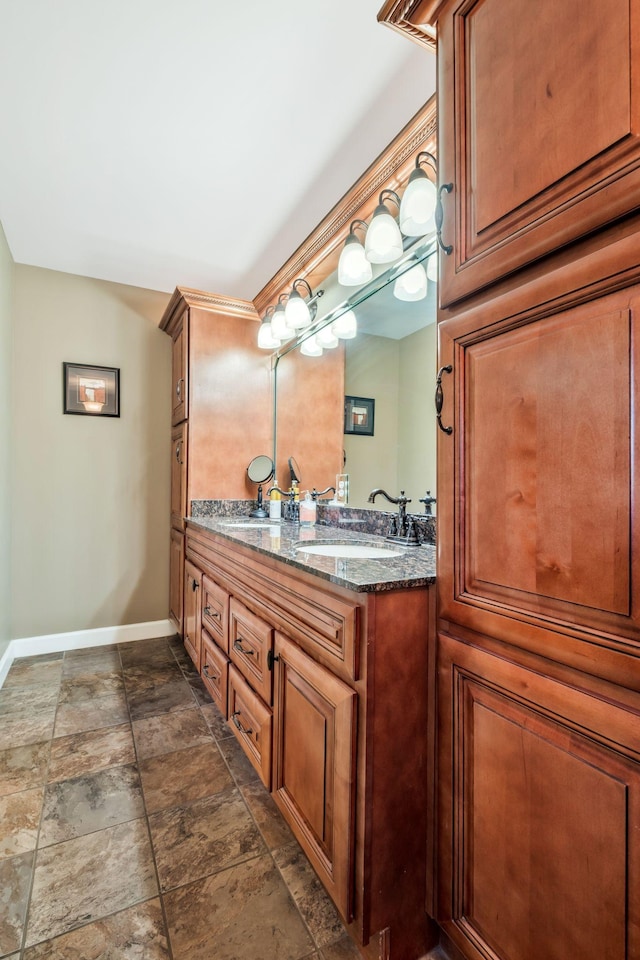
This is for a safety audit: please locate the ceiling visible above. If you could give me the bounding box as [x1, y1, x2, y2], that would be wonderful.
[0, 1, 436, 301]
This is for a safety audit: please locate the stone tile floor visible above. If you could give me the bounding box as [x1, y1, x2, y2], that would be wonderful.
[0, 636, 362, 960]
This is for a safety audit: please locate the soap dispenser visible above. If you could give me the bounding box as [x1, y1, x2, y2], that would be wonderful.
[269, 483, 281, 520]
[299, 490, 317, 526]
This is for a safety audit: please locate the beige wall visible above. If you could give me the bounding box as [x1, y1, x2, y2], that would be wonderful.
[11, 266, 171, 639]
[0, 223, 13, 657]
[344, 334, 400, 509]
[344, 322, 437, 511]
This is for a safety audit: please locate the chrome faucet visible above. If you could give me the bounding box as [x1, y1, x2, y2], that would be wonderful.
[367, 489, 419, 545]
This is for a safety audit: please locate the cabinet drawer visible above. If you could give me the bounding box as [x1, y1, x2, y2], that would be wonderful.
[202, 575, 229, 652]
[201, 631, 229, 717]
[228, 665, 272, 789]
[229, 597, 273, 704]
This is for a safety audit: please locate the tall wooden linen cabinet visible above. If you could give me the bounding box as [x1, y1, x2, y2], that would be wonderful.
[160, 287, 270, 642]
[382, 1, 640, 959]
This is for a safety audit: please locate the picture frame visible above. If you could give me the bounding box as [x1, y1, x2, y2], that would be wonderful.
[344, 395, 375, 436]
[63, 363, 120, 417]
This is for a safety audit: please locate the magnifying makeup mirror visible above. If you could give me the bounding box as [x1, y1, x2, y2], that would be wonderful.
[247, 455, 275, 518]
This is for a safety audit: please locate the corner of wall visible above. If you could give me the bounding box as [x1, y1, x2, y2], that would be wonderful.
[0, 220, 14, 659]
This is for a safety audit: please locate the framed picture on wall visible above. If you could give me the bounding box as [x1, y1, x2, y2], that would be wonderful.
[344, 395, 375, 436]
[63, 363, 120, 417]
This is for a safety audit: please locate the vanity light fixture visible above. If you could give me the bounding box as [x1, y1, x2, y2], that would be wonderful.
[393, 261, 428, 302]
[285, 278, 314, 330]
[300, 333, 323, 357]
[332, 308, 357, 339]
[270, 294, 290, 341]
[258, 307, 281, 349]
[316, 323, 340, 348]
[338, 220, 373, 286]
[427, 253, 437, 282]
[399, 152, 438, 237]
[365, 190, 403, 264]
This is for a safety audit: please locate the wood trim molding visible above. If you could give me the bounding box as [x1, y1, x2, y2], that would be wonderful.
[253, 95, 437, 317]
[377, 0, 438, 51]
[160, 285, 260, 334]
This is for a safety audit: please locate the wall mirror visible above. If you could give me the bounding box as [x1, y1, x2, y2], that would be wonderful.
[271, 235, 438, 511]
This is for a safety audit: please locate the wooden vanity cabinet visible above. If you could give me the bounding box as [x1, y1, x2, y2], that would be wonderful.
[183, 559, 202, 671]
[428, 0, 640, 307]
[272, 631, 357, 920]
[185, 524, 436, 960]
[160, 286, 270, 638]
[169, 527, 184, 630]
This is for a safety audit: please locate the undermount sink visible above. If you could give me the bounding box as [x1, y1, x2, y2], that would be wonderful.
[295, 541, 403, 559]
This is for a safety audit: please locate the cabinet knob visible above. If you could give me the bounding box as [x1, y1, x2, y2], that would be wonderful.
[175, 441, 182, 462]
[176, 377, 184, 399]
[192, 578, 199, 591]
[267, 649, 280, 671]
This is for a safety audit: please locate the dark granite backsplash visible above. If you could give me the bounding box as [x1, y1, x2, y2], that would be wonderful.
[191, 499, 436, 545]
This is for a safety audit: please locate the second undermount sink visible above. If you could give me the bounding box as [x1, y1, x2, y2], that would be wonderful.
[295, 541, 404, 559]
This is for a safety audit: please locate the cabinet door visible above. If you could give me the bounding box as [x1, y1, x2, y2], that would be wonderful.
[171, 316, 188, 425]
[170, 423, 187, 530]
[169, 528, 184, 635]
[436, 630, 640, 960]
[272, 632, 356, 921]
[201, 630, 229, 718]
[229, 598, 273, 704]
[437, 0, 640, 306]
[202, 575, 229, 653]
[228, 665, 272, 788]
[183, 559, 202, 671]
[438, 285, 640, 683]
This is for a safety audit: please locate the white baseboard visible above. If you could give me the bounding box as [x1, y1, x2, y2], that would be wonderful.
[0, 619, 175, 687]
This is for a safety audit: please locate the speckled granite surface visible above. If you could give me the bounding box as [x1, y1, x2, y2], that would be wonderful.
[186, 514, 436, 593]
[191, 499, 436, 544]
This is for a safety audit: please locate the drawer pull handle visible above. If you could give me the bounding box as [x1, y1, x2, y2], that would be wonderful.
[231, 711, 253, 736]
[176, 377, 184, 399]
[203, 666, 218, 681]
[175, 441, 182, 462]
[435, 182, 453, 256]
[192, 578, 199, 592]
[267, 650, 280, 671]
[435, 364, 453, 435]
[204, 606, 220, 619]
[234, 639, 254, 655]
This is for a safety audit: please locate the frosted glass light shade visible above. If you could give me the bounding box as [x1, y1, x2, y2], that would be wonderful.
[365, 206, 403, 264]
[284, 290, 311, 329]
[338, 235, 373, 286]
[300, 334, 323, 357]
[393, 263, 427, 302]
[317, 324, 339, 348]
[258, 319, 280, 349]
[270, 304, 289, 340]
[399, 173, 437, 236]
[427, 253, 438, 282]
[332, 309, 357, 339]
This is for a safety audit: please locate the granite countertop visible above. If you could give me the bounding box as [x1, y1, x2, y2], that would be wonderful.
[186, 515, 436, 593]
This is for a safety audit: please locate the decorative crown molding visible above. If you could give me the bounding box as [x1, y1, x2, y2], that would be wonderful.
[160, 285, 260, 333]
[377, 0, 438, 52]
[253, 95, 437, 317]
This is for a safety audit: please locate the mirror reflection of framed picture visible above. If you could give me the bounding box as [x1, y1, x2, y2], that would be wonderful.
[344, 395, 375, 436]
[63, 363, 120, 417]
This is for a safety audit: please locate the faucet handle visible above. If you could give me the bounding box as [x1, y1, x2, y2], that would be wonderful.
[419, 491, 436, 515]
